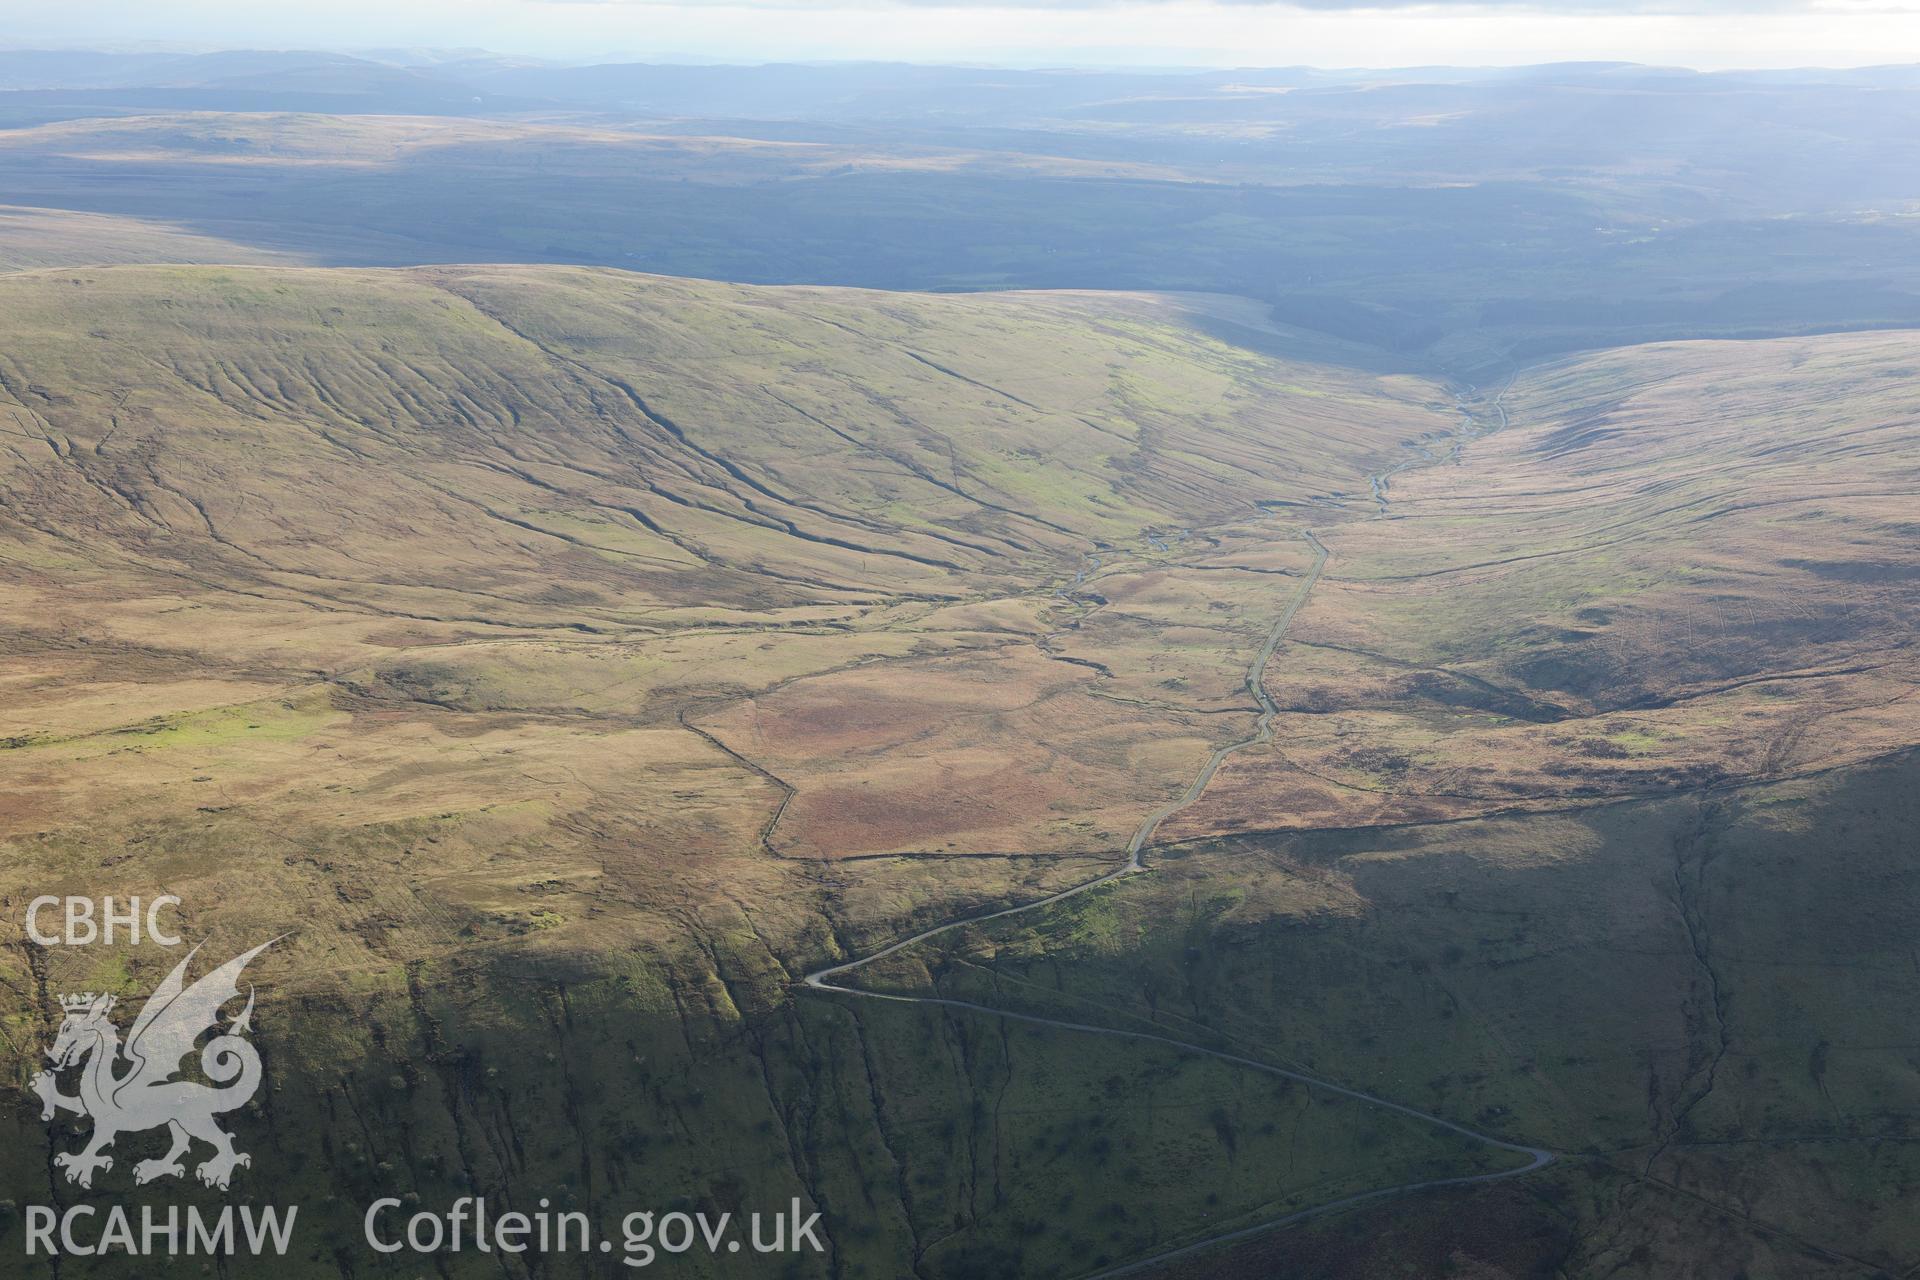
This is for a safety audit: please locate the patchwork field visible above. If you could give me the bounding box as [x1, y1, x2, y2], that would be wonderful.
[1, 264, 1916, 1277]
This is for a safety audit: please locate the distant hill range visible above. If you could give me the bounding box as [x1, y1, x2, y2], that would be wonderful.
[4, 52, 1920, 371]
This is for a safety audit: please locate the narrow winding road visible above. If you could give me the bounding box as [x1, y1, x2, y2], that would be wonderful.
[803, 381, 1552, 1278]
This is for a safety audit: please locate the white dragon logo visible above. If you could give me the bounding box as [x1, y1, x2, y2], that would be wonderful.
[30, 939, 276, 1190]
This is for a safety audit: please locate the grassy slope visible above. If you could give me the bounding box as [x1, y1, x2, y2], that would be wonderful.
[0, 264, 1458, 1277]
[2, 265, 1916, 1277]
[0, 264, 1445, 864]
[0, 264, 1438, 608]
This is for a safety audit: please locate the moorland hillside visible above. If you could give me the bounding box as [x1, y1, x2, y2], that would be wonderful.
[1, 265, 1915, 1277]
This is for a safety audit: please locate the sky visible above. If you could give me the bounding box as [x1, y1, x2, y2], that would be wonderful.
[7, 0, 1920, 69]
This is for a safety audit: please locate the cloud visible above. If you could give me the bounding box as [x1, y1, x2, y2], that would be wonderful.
[12, 0, 1920, 68]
